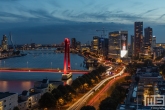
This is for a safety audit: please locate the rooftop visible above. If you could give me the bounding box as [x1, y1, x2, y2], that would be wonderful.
[29, 92, 40, 96]
[0, 92, 16, 99]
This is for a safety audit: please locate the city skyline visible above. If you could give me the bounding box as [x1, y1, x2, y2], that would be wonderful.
[0, 0, 165, 44]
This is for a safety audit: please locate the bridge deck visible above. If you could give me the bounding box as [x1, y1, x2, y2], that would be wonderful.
[0, 68, 89, 74]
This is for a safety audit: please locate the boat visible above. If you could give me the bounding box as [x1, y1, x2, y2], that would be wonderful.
[62, 72, 72, 80]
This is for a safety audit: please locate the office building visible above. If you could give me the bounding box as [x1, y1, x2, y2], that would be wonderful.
[134, 22, 143, 56]
[91, 36, 109, 56]
[99, 38, 109, 56]
[152, 36, 156, 48]
[144, 27, 153, 55]
[0, 92, 18, 110]
[91, 36, 99, 52]
[144, 27, 152, 45]
[108, 31, 128, 60]
[1, 35, 8, 51]
[71, 38, 76, 49]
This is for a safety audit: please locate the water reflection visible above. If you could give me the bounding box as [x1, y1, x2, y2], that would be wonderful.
[0, 81, 34, 94]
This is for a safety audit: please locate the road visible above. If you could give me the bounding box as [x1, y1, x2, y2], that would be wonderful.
[87, 73, 129, 109]
[67, 66, 126, 110]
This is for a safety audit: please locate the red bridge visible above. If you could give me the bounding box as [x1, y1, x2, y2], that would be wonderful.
[0, 68, 89, 74]
[0, 38, 89, 74]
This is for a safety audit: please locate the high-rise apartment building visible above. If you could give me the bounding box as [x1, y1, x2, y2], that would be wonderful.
[134, 22, 143, 56]
[152, 36, 156, 48]
[144, 27, 152, 44]
[108, 31, 128, 59]
[144, 27, 153, 55]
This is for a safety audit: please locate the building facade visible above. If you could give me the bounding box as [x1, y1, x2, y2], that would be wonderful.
[144, 27, 153, 55]
[98, 38, 109, 57]
[152, 36, 156, 48]
[0, 92, 18, 110]
[91, 36, 99, 52]
[144, 27, 152, 45]
[134, 22, 143, 56]
[108, 31, 128, 59]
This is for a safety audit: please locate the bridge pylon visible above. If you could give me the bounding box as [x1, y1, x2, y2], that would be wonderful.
[62, 38, 72, 80]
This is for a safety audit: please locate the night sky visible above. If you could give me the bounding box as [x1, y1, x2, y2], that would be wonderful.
[0, 0, 165, 44]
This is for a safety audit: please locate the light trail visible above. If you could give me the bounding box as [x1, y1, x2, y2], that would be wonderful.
[67, 66, 126, 110]
[87, 73, 129, 106]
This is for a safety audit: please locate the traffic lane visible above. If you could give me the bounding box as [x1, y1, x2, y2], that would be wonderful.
[87, 73, 129, 106]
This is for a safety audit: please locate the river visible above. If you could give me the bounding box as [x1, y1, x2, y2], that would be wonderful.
[0, 49, 85, 93]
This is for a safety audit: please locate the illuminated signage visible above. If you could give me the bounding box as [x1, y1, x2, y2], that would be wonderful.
[120, 50, 128, 58]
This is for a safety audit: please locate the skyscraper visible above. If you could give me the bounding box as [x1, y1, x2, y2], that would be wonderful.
[144, 27, 153, 55]
[108, 31, 128, 59]
[152, 36, 156, 48]
[134, 22, 143, 56]
[144, 27, 152, 44]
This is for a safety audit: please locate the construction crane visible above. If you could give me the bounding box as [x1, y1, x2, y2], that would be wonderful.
[96, 28, 107, 38]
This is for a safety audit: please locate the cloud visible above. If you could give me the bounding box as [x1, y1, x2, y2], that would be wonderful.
[141, 8, 159, 15]
[157, 14, 165, 20]
[59, 10, 142, 24]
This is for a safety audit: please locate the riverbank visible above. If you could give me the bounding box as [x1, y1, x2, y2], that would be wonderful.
[0, 54, 27, 60]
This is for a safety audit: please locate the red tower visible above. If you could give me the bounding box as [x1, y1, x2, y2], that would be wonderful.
[63, 38, 71, 74]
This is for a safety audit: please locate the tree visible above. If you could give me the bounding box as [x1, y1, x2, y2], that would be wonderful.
[65, 85, 76, 94]
[13, 107, 19, 110]
[71, 78, 82, 91]
[80, 105, 96, 110]
[99, 97, 116, 110]
[39, 92, 56, 108]
[51, 88, 63, 99]
[57, 85, 68, 95]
